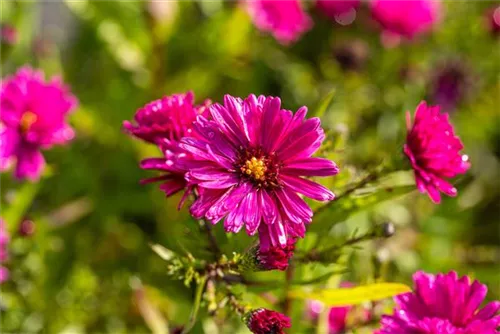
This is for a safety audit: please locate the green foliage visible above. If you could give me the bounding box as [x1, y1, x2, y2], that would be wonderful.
[1, 1, 499, 333]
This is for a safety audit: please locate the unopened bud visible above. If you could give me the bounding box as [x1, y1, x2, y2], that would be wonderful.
[19, 219, 36, 237]
[379, 222, 395, 238]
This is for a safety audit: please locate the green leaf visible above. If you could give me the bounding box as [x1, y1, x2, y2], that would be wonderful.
[312, 89, 335, 118]
[3, 179, 42, 234]
[290, 282, 411, 307]
[310, 172, 415, 233]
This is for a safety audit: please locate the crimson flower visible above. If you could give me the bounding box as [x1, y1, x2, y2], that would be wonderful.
[123, 92, 209, 200]
[245, 308, 291, 334]
[404, 101, 470, 203]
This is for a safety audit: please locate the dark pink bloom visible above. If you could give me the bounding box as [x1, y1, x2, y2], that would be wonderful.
[1, 24, 17, 45]
[181, 94, 338, 250]
[123, 92, 206, 145]
[328, 305, 351, 334]
[19, 219, 36, 237]
[404, 101, 470, 203]
[0, 266, 7, 284]
[486, 6, 500, 37]
[256, 235, 295, 271]
[245, 308, 291, 334]
[376, 271, 500, 334]
[317, 0, 359, 18]
[124, 92, 209, 201]
[371, 0, 441, 40]
[0, 67, 77, 180]
[245, 0, 313, 45]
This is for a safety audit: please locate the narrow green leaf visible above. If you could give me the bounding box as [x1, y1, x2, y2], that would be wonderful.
[310, 182, 414, 233]
[3, 180, 41, 234]
[312, 89, 335, 118]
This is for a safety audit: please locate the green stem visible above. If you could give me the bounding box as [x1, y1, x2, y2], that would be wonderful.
[181, 275, 208, 334]
[3, 180, 42, 234]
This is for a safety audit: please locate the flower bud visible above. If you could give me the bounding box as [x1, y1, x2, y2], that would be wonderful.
[379, 222, 395, 238]
[243, 308, 291, 334]
[240, 239, 296, 272]
[19, 219, 36, 237]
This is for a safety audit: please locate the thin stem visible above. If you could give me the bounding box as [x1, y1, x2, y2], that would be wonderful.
[282, 262, 295, 315]
[200, 219, 222, 260]
[181, 275, 208, 334]
[315, 172, 380, 216]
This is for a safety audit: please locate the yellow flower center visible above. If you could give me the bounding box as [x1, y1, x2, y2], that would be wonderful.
[242, 157, 267, 181]
[20, 111, 37, 133]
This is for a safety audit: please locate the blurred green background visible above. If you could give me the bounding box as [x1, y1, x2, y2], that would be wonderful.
[1, 1, 499, 333]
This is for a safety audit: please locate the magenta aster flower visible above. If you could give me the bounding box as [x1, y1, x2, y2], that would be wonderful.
[404, 101, 470, 204]
[181, 94, 338, 250]
[0, 67, 77, 180]
[316, 0, 360, 19]
[123, 92, 210, 200]
[245, 0, 313, 45]
[376, 271, 500, 334]
[245, 308, 291, 334]
[371, 0, 441, 40]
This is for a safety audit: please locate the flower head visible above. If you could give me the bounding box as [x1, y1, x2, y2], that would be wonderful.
[245, 0, 313, 45]
[245, 308, 291, 334]
[404, 101, 470, 203]
[376, 271, 500, 334]
[316, 0, 360, 19]
[0, 67, 77, 180]
[486, 6, 500, 37]
[124, 92, 209, 201]
[371, 0, 441, 40]
[181, 94, 338, 250]
[1, 24, 17, 45]
[123, 92, 207, 145]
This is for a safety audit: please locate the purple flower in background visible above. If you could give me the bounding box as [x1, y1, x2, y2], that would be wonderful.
[316, 0, 360, 20]
[376, 271, 500, 334]
[181, 94, 338, 250]
[245, 0, 313, 45]
[0, 218, 9, 283]
[124, 92, 210, 201]
[245, 308, 291, 334]
[0, 67, 77, 180]
[431, 60, 472, 112]
[1, 24, 17, 45]
[371, 0, 441, 40]
[404, 101, 470, 203]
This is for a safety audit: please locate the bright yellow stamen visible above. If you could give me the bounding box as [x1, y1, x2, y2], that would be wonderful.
[20, 111, 37, 133]
[242, 156, 267, 181]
